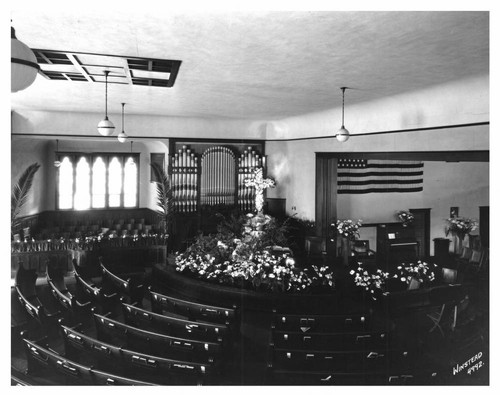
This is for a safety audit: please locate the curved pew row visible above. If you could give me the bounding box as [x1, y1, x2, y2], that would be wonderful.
[92, 311, 222, 365]
[149, 288, 238, 328]
[100, 261, 145, 306]
[15, 262, 61, 327]
[46, 262, 91, 315]
[121, 300, 230, 345]
[72, 260, 118, 311]
[21, 334, 156, 385]
[60, 322, 215, 385]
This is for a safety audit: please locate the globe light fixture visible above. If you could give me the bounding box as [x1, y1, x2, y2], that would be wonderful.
[11, 25, 39, 93]
[97, 70, 115, 136]
[336, 87, 350, 142]
[117, 103, 129, 143]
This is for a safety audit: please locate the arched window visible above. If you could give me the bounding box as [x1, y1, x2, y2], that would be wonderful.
[92, 157, 106, 208]
[56, 153, 139, 210]
[74, 157, 91, 210]
[58, 156, 73, 209]
[124, 157, 138, 207]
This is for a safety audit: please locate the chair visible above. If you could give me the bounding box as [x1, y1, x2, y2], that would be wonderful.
[442, 268, 458, 284]
[425, 285, 464, 337]
[351, 240, 376, 266]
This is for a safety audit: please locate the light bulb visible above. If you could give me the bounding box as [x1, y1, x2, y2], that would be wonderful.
[336, 126, 350, 142]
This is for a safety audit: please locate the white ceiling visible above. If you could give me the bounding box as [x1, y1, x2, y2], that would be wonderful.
[11, 11, 489, 121]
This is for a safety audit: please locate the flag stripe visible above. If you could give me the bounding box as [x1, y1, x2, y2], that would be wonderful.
[337, 158, 424, 194]
[338, 171, 423, 178]
[339, 178, 424, 186]
[338, 187, 423, 194]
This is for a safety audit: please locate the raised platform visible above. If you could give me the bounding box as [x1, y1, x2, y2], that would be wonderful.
[152, 263, 367, 314]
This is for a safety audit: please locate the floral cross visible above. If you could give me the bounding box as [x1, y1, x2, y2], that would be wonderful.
[244, 168, 276, 213]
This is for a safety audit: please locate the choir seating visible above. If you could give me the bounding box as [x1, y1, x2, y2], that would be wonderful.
[60, 322, 214, 385]
[21, 333, 156, 385]
[121, 300, 229, 344]
[93, 311, 222, 364]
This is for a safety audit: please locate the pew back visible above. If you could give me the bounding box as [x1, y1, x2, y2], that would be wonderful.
[149, 289, 237, 326]
[122, 301, 228, 344]
[23, 337, 156, 385]
[93, 312, 221, 363]
[61, 324, 214, 385]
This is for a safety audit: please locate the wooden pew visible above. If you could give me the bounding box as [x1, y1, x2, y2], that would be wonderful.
[270, 330, 391, 351]
[271, 312, 370, 333]
[267, 369, 437, 385]
[21, 334, 156, 385]
[149, 288, 237, 327]
[60, 322, 214, 385]
[46, 262, 91, 314]
[72, 260, 118, 310]
[14, 262, 60, 326]
[269, 347, 413, 372]
[100, 261, 145, 306]
[93, 311, 221, 364]
[121, 300, 229, 344]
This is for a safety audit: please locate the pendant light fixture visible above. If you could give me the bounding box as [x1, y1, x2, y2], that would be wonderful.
[11, 25, 39, 93]
[336, 87, 350, 142]
[97, 70, 115, 136]
[54, 139, 61, 168]
[117, 103, 129, 143]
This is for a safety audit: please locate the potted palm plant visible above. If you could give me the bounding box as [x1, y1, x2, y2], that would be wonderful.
[150, 162, 173, 240]
[11, 162, 40, 239]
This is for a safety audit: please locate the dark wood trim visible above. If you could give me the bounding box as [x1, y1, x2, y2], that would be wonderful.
[315, 155, 337, 255]
[266, 122, 489, 142]
[410, 208, 431, 258]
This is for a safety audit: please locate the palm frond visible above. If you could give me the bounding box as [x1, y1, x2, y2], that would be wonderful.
[150, 162, 173, 232]
[11, 163, 41, 232]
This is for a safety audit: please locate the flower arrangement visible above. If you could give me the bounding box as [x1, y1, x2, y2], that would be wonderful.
[176, 249, 334, 293]
[175, 212, 335, 293]
[393, 261, 437, 286]
[444, 217, 478, 239]
[349, 260, 438, 299]
[335, 219, 362, 240]
[350, 263, 390, 300]
[396, 210, 414, 227]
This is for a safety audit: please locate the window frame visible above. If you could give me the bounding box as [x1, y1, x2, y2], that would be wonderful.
[55, 151, 140, 211]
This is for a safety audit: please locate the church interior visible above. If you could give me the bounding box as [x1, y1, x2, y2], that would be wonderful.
[10, 10, 489, 386]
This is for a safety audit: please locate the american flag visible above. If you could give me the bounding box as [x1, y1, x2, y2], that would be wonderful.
[337, 159, 424, 194]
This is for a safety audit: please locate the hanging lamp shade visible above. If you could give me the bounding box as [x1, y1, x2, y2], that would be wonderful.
[97, 70, 115, 136]
[336, 126, 350, 142]
[336, 87, 350, 142]
[11, 26, 39, 93]
[117, 103, 128, 143]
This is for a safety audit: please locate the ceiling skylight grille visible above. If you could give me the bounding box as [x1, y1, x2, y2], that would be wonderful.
[33, 49, 181, 88]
